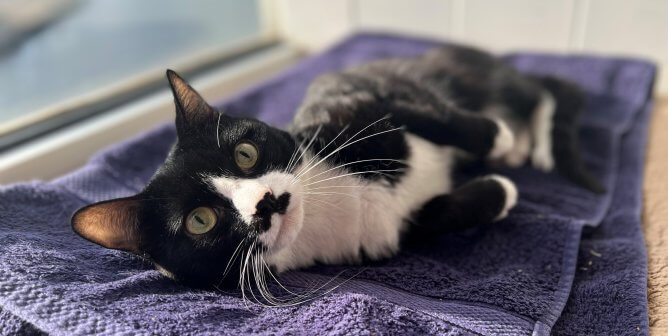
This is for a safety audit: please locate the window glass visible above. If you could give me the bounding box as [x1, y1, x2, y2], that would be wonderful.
[0, 0, 262, 145]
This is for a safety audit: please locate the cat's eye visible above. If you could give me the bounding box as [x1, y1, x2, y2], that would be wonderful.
[185, 207, 217, 235]
[234, 142, 258, 171]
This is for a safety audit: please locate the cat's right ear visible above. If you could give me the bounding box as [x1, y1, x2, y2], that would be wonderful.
[166, 69, 217, 132]
[71, 197, 142, 254]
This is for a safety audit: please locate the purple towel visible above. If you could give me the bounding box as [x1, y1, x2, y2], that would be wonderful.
[0, 33, 655, 335]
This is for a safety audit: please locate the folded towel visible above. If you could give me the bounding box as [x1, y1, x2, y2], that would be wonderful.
[553, 101, 653, 335]
[0, 33, 655, 335]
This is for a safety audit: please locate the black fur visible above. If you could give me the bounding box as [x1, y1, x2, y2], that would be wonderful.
[410, 176, 508, 235]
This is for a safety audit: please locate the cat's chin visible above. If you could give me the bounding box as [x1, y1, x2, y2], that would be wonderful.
[258, 193, 304, 254]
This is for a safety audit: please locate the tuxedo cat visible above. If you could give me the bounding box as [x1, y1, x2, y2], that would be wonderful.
[72, 45, 599, 302]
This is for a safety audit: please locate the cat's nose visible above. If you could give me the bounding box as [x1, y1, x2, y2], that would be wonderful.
[255, 192, 291, 217]
[254, 192, 291, 231]
[255, 192, 277, 217]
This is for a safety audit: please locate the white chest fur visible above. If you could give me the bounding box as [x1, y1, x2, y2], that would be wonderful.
[268, 134, 454, 272]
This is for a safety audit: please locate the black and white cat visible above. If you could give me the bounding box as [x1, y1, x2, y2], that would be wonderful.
[72, 45, 599, 297]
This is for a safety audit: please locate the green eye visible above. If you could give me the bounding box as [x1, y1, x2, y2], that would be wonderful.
[234, 142, 258, 171]
[185, 207, 217, 235]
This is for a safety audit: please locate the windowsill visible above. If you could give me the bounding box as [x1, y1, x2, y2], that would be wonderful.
[0, 43, 302, 185]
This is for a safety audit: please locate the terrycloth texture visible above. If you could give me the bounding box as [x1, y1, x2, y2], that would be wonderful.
[0, 34, 655, 335]
[642, 98, 668, 333]
[552, 101, 653, 335]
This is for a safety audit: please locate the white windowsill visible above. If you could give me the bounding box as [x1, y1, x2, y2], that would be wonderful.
[0, 44, 302, 185]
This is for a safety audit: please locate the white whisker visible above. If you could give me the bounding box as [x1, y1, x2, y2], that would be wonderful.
[303, 168, 405, 187]
[221, 238, 246, 279]
[261, 258, 308, 298]
[296, 126, 403, 182]
[242, 242, 265, 306]
[216, 112, 222, 148]
[284, 136, 308, 173]
[300, 158, 406, 184]
[231, 241, 369, 307]
[294, 115, 393, 180]
[306, 185, 383, 191]
[290, 125, 322, 176]
[303, 191, 358, 199]
[266, 268, 366, 307]
[295, 124, 350, 178]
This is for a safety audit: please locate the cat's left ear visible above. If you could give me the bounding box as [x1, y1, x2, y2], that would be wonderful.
[71, 197, 142, 254]
[166, 69, 217, 130]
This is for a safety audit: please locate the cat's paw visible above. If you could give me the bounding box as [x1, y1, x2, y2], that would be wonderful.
[488, 119, 515, 159]
[487, 175, 518, 221]
[505, 151, 528, 167]
[504, 130, 530, 167]
[531, 146, 555, 172]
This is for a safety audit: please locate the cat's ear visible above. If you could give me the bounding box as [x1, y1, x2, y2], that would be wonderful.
[71, 197, 142, 254]
[166, 69, 217, 129]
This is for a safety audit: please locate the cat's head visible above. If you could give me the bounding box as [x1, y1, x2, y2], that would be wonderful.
[72, 70, 305, 288]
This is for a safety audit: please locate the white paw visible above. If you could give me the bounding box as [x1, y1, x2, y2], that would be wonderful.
[504, 130, 531, 167]
[487, 175, 518, 221]
[505, 151, 529, 167]
[531, 147, 555, 172]
[488, 119, 515, 159]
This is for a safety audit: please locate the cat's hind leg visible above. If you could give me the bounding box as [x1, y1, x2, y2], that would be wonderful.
[411, 175, 518, 234]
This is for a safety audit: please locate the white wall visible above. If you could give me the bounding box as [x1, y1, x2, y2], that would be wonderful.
[274, 0, 668, 94]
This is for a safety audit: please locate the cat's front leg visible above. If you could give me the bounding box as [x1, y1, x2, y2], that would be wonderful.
[409, 175, 518, 234]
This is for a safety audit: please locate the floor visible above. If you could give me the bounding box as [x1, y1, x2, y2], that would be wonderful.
[643, 96, 668, 333]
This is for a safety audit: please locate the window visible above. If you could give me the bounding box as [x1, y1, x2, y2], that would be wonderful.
[0, 0, 271, 151]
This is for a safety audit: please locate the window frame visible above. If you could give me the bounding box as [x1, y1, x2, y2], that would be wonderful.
[0, 0, 282, 152]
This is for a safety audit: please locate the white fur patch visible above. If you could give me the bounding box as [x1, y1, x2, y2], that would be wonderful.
[504, 128, 531, 167]
[207, 172, 305, 253]
[208, 173, 298, 225]
[531, 91, 556, 171]
[486, 175, 518, 221]
[155, 264, 176, 279]
[488, 119, 515, 159]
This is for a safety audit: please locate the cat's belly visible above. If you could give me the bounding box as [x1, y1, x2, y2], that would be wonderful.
[268, 133, 454, 272]
[358, 133, 454, 258]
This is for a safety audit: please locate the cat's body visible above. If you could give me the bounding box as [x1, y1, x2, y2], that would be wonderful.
[264, 134, 459, 272]
[72, 44, 600, 298]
